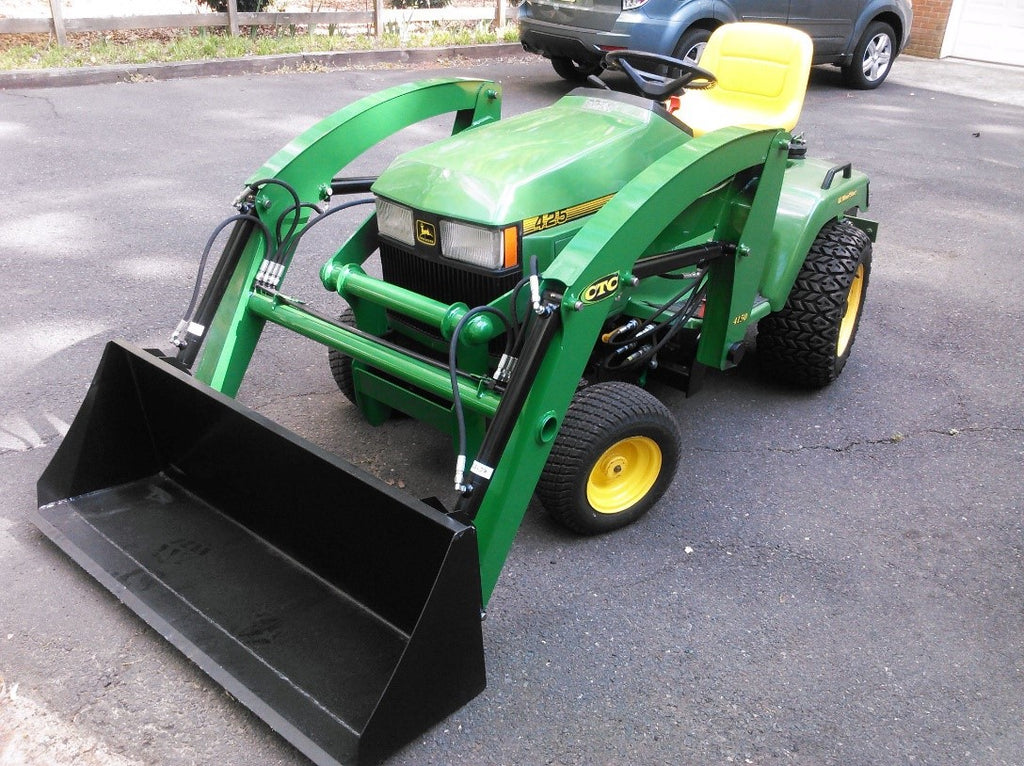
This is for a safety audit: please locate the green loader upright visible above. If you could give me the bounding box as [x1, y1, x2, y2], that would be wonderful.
[35, 23, 877, 766]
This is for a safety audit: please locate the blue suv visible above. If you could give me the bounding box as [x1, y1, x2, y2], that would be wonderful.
[519, 0, 913, 89]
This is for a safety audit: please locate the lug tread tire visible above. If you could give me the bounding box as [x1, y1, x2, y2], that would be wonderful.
[537, 382, 680, 535]
[757, 219, 872, 388]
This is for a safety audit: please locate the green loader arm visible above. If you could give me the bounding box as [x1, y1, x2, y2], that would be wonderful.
[470, 126, 794, 601]
[193, 78, 502, 394]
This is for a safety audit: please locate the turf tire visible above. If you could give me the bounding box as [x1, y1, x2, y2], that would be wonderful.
[327, 307, 359, 403]
[537, 382, 681, 535]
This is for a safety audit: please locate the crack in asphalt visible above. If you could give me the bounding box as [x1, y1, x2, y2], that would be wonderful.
[1, 90, 60, 119]
[692, 423, 1023, 457]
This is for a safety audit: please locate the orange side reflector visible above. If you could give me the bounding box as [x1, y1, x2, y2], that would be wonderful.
[502, 226, 519, 269]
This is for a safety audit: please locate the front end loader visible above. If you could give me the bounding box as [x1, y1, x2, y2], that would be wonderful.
[35, 25, 877, 766]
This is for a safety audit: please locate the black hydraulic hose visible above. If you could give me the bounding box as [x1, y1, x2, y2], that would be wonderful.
[275, 201, 325, 248]
[243, 177, 303, 271]
[454, 301, 562, 520]
[644, 268, 709, 326]
[273, 197, 375, 262]
[254, 198, 374, 291]
[449, 304, 514, 491]
[175, 214, 273, 368]
[506, 255, 544, 358]
[247, 177, 302, 212]
[645, 283, 707, 355]
[181, 213, 273, 322]
[510, 278, 528, 328]
[600, 282, 693, 349]
[601, 269, 709, 372]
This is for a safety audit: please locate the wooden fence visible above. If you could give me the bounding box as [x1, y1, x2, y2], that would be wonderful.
[0, 0, 513, 46]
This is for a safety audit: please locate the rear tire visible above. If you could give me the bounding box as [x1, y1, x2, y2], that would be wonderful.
[757, 219, 872, 388]
[842, 21, 896, 89]
[537, 382, 680, 535]
[551, 56, 603, 82]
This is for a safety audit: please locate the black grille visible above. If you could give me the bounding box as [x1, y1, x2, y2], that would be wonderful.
[380, 241, 521, 309]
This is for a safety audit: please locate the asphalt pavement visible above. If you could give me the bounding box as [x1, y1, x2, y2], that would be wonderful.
[1, 49, 1023, 766]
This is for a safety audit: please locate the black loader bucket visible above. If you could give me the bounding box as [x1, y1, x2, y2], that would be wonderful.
[35, 341, 486, 766]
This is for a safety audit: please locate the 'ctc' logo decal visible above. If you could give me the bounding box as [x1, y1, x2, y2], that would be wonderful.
[581, 273, 620, 304]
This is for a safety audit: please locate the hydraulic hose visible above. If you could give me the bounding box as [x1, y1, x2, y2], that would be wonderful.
[599, 268, 709, 373]
[449, 304, 514, 492]
[173, 213, 273, 366]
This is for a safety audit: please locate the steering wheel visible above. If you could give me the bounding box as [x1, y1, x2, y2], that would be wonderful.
[603, 50, 717, 100]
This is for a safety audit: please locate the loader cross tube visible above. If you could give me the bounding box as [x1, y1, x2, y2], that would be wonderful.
[247, 291, 502, 418]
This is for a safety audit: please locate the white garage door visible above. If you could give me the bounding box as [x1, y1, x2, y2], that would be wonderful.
[943, 0, 1024, 65]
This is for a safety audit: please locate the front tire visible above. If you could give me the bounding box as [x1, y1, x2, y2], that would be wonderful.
[328, 307, 359, 403]
[537, 382, 681, 535]
[842, 21, 896, 89]
[757, 219, 872, 388]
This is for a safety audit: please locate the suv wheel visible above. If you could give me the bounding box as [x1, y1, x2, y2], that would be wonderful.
[672, 27, 712, 65]
[842, 21, 896, 89]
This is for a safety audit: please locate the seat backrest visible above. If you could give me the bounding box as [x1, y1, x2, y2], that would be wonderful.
[678, 23, 813, 137]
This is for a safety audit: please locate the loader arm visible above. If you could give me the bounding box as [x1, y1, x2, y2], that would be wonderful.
[192, 78, 502, 395]
[468, 126, 793, 601]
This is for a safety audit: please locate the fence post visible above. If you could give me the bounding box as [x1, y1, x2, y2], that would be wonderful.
[374, 0, 384, 37]
[227, 0, 239, 36]
[495, 0, 506, 28]
[48, 0, 67, 46]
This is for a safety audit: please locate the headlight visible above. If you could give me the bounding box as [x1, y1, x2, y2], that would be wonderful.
[622, 0, 649, 9]
[440, 220, 502, 269]
[377, 196, 519, 271]
[440, 220, 519, 271]
[376, 198, 414, 246]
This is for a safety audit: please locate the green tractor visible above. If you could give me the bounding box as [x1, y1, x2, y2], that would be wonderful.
[36, 24, 875, 766]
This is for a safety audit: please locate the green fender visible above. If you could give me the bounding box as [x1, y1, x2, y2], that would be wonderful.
[759, 157, 873, 309]
[194, 78, 503, 394]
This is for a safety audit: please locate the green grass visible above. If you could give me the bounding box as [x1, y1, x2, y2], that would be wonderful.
[0, 23, 520, 70]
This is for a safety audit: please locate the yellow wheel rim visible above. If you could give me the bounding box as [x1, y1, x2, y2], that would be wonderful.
[586, 436, 662, 515]
[837, 263, 865, 357]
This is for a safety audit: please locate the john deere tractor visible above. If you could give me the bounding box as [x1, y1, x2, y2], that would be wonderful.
[36, 23, 876, 766]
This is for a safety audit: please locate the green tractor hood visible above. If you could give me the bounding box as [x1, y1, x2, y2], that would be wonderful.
[372, 91, 692, 226]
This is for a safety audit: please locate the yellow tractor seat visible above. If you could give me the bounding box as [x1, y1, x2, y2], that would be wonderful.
[673, 23, 814, 137]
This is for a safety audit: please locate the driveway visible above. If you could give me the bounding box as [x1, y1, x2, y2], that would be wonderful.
[1, 54, 1022, 765]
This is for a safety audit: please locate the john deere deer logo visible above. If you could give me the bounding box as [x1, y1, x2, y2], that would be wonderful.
[416, 220, 436, 246]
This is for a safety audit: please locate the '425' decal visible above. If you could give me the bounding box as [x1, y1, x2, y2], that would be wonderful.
[522, 194, 614, 235]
